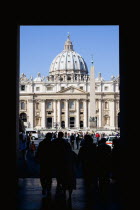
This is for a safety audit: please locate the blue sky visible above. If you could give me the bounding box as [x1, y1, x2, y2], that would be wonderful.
[20, 25, 119, 80]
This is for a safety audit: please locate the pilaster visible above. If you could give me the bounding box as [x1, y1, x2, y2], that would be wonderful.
[84, 99, 87, 129]
[76, 99, 80, 129]
[41, 99, 46, 128]
[65, 99, 69, 129]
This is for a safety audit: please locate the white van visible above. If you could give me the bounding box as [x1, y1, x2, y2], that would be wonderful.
[25, 128, 39, 140]
[105, 136, 116, 148]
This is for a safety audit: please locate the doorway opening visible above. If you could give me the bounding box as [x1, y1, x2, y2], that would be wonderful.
[69, 117, 75, 128]
[47, 117, 52, 128]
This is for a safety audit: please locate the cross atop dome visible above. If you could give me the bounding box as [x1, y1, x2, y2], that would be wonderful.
[64, 33, 73, 51]
[67, 32, 70, 39]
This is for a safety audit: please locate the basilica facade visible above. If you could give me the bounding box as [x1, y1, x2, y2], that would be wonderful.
[19, 35, 120, 132]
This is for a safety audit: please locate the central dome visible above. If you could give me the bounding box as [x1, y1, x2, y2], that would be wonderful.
[49, 35, 88, 76]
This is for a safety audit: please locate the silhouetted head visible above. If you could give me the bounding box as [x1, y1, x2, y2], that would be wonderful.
[84, 134, 93, 144]
[100, 138, 107, 144]
[44, 132, 52, 141]
[58, 131, 64, 139]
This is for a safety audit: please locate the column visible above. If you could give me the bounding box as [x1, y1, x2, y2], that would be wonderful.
[89, 65, 96, 129]
[84, 99, 87, 129]
[57, 100, 61, 127]
[76, 99, 80, 129]
[87, 100, 90, 128]
[98, 99, 102, 128]
[28, 99, 34, 128]
[110, 99, 115, 128]
[53, 99, 57, 126]
[65, 99, 69, 129]
[41, 99, 46, 128]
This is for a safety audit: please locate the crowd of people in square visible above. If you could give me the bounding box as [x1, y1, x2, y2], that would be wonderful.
[19, 130, 121, 203]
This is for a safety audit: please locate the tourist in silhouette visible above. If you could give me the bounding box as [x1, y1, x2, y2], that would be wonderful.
[95, 132, 100, 144]
[96, 137, 112, 202]
[28, 132, 32, 141]
[35, 132, 53, 195]
[19, 132, 27, 161]
[65, 131, 67, 138]
[53, 131, 76, 202]
[26, 133, 31, 150]
[76, 133, 80, 149]
[78, 134, 98, 194]
[70, 133, 75, 150]
[29, 141, 36, 157]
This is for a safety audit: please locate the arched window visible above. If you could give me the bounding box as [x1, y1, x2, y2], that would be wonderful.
[20, 113, 27, 122]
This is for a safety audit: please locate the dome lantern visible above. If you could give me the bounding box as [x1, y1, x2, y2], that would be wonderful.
[64, 32, 73, 51]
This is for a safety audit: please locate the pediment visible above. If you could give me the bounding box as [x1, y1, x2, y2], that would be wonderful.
[57, 86, 87, 94]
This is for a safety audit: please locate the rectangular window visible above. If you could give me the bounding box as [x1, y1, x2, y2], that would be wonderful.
[21, 85, 25, 91]
[80, 86, 83, 90]
[80, 102, 83, 109]
[69, 101, 74, 109]
[61, 102, 64, 109]
[36, 87, 40, 91]
[47, 102, 52, 109]
[61, 87, 65, 90]
[104, 86, 108, 91]
[47, 87, 53, 91]
[21, 101, 25, 110]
